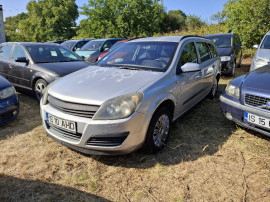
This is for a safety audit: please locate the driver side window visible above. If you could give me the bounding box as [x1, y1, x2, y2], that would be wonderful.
[12, 45, 28, 60]
[178, 42, 198, 67]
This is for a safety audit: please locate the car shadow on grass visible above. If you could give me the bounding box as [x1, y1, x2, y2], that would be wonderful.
[91, 84, 237, 168]
[0, 174, 109, 202]
[0, 93, 41, 141]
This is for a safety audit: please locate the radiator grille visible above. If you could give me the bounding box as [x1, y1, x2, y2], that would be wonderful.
[245, 94, 270, 111]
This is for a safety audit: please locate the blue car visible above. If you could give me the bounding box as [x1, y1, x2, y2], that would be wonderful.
[0, 75, 19, 126]
[220, 65, 270, 137]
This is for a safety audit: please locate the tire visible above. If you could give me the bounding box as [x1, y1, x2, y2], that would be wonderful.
[208, 76, 218, 99]
[34, 79, 48, 101]
[230, 61, 236, 77]
[143, 107, 172, 154]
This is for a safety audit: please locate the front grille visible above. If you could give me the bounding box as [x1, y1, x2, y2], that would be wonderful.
[86, 132, 129, 147]
[48, 95, 99, 118]
[245, 94, 270, 111]
[0, 112, 14, 122]
[46, 121, 82, 141]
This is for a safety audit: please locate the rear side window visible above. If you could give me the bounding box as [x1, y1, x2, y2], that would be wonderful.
[196, 42, 211, 63]
[12, 46, 28, 60]
[0, 45, 13, 59]
[178, 42, 198, 66]
[208, 43, 218, 58]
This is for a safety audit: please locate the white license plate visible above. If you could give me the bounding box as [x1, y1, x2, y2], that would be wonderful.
[244, 112, 270, 129]
[47, 113, 76, 133]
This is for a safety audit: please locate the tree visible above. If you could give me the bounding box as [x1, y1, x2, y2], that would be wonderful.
[5, 13, 28, 41]
[186, 15, 206, 30]
[78, 0, 166, 38]
[166, 10, 187, 32]
[19, 0, 78, 42]
[222, 0, 270, 47]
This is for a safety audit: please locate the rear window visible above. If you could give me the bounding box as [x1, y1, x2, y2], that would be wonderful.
[208, 43, 218, 58]
[261, 35, 270, 49]
[196, 42, 212, 63]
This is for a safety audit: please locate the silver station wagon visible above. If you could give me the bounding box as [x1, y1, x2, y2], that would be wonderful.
[40, 36, 221, 155]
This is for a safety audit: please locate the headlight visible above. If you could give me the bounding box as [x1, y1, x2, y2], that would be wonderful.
[220, 56, 231, 62]
[254, 57, 268, 65]
[225, 83, 240, 99]
[93, 92, 143, 120]
[0, 86, 16, 99]
[41, 80, 57, 105]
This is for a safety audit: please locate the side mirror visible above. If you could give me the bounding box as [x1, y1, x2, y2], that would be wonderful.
[253, 44, 259, 49]
[15, 57, 28, 63]
[104, 48, 109, 52]
[236, 44, 242, 48]
[81, 56, 85, 60]
[179, 63, 201, 74]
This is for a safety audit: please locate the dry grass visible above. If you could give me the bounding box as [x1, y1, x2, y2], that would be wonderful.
[1, 58, 270, 201]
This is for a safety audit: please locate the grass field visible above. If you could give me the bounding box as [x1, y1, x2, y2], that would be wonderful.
[1, 58, 270, 201]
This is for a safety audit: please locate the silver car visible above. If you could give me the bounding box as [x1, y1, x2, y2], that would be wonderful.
[40, 36, 221, 155]
[250, 31, 270, 71]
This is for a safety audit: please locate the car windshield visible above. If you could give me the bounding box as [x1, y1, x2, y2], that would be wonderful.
[26, 45, 82, 63]
[81, 40, 104, 51]
[60, 41, 77, 50]
[261, 35, 270, 49]
[97, 42, 178, 72]
[206, 36, 232, 48]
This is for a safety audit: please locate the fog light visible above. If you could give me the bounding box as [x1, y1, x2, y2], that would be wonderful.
[13, 110, 18, 116]
[225, 112, 232, 120]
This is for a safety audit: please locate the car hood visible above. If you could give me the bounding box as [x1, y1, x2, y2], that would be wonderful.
[75, 50, 98, 57]
[242, 65, 270, 92]
[255, 49, 270, 61]
[0, 76, 11, 91]
[49, 66, 163, 105]
[35, 61, 89, 77]
[216, 47, 233, 57]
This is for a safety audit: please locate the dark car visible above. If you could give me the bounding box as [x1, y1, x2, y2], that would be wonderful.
[46, 40, 65, 44]
[204, 33, 242, 76]
[76, 38, 125, 63]
[60, 39, 90, 52]
[220, 65, 270, 137]
[0, 75, 19, 126]
[98, 39, 128, 61]
[0, 42, 90, 100]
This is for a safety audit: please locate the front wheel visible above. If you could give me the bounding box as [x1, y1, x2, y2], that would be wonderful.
[208, 76, 218, 99]
[230, 61, 236, 77]
[34, 79, 48, 101]
[143, 107, 171, 154]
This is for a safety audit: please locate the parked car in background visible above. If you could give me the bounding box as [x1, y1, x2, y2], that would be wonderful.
[98, 39, 128, 60]
[220, 65, 270, 137]
[76, 38, 125, 63]
[46, 40, 65, 45]
[250, 31, 270, 71]
[204, 33, 242, 76]
[60, 39, 90, 52]
[41, 36, 221, 155]
[0, 75, 19, 126]
[0, 42, 89, 100]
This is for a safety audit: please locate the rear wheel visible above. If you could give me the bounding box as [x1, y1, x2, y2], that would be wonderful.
[34, 79, 48, 101]
[143, 107, 171, 154]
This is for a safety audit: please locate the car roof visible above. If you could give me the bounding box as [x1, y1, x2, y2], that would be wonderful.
[204, 33, 234, 37]
[91, 38, 124, 42]
[129, 36, 207, 43]
[2, 42, 60, 46]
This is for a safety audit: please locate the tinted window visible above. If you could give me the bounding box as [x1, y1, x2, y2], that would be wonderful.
[206, 36, 232, 48]
[98, 42, 177, 72]
[196, 42, 212, 63]
[12, 46, 28, 60]
[61, 41, 77, 50]
[81, 40, 104, 51]
[0, 45, 13, 59]
[101, 41, 112, 52]
[261, 35, 270, 49]
[178, 42, 198, 66]
[26, 46, 82, 63]
[208, 43, 218, 58]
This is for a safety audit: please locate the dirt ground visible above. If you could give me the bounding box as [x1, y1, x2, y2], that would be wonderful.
[1, 58, 270, 201]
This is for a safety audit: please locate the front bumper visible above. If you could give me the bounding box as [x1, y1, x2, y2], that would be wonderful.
[40, 103, 149, 155]
[0, 94, 19, 126]
[221, 61, 233, 73]
[220, 94, 270, 137]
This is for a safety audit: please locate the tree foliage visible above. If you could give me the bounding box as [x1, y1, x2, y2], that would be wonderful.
[78, 0, 166, 38]
[5, 13, 28, 41]
[186, 15, 206, 30]
[19, 0, 78, 42]
[223, 0, 270, 47]
[165, 10, 187, 32]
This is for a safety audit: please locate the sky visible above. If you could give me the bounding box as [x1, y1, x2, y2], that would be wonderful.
[0, 0, 227, 24]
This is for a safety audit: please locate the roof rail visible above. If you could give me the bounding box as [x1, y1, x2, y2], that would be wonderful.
[180, 35, 201, 41]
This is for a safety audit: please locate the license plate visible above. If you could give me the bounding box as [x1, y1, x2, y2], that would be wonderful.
[244, 112, 270, 129]
[46, 113, 76, 133]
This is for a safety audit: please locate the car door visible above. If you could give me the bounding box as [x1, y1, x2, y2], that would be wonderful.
[234, 34, 242, 65]
[195, 41, 215, 94]
[0, 44, 13, 80]
[9, 45, 32, 88]
[175, 41, 204, 116]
